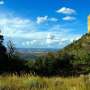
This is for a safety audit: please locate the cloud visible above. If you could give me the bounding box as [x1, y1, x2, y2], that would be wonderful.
[46, 34, 56, 44]
[36, 16, 58, 24]
[25, 41, 30, 46]
[46, 39, 56, 45]
[22, 40, 37, 47]
[56, 7, 76, 15]
[0, 17, 32, 25]
[0, 16, 36, 38]
[0, 0, 4, 5]
[47, 33, 55, 40]
[62, 16, 76, 21]
[36, 16, 48, 24]
[0, 12, 81, 48]
[49, 18, 58, 22]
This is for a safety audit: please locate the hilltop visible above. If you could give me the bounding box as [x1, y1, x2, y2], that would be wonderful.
[59, 33, 90, 53]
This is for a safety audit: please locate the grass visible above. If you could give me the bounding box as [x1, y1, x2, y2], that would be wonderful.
[0, 74, 90, 90]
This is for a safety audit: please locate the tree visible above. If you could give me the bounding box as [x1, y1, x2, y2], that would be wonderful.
[7, 40, 16, 59]
[0, 31, 9, 73]
[0, 31, 7, 58]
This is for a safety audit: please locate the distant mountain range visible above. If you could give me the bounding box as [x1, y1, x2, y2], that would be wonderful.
[16, 33, 90, 61]
[16, 48, 59, 53]
[15, 48, 59, 60]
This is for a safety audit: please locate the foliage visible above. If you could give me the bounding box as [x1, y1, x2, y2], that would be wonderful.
[1, 33, 90, 76]
[0, 33, 9, 73]
[0, 34, 26, 74]
[25, 33, 90, 76]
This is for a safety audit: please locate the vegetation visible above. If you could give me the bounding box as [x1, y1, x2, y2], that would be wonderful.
[1, 33, 90, 76]
[1, 33, 90, 89]
[0, 74, 90, 90]
[0, 33, 26, 74]
[25, 33, 90, 76]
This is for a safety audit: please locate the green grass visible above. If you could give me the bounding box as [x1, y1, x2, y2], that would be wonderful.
[0, 74, 90, 90]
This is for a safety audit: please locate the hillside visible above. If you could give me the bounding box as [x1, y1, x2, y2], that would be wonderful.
[1, 33, 90, 76]
[60, 33, 90, 53]
[54, 33, 90, 75]
[24, 33, 90, 76]
[58, 33, 90, 62]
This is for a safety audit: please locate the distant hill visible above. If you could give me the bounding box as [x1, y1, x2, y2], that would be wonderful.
[17, 48, 59, 53]
[16, 33, 90, 62]
[16, 48, 59, 60]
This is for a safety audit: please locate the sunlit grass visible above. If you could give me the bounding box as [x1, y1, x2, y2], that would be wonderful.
[0, 74, 90, 90]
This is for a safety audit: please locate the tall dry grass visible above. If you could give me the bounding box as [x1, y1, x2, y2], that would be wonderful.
[0, 74, 90, 90]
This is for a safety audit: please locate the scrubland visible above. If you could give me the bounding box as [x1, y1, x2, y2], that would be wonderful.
[0, 74, 90, 90]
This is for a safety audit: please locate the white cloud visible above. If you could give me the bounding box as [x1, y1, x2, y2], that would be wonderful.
[0, 16, 36, 38]
[0, 17, 32, 25]
[30, 40, 37, 44]
[36, 16, 58, 24]
[0, 12, 82, 48]
[22, 41, 31, 47]
[36, 16, 48, 24]
[61, 38, 68, 42]
[0, 0, 4, 5]
[49, 18, 58, 22]
[47, 33, 55, 40]
[26, 41, 30, 46]
[46, 39, 53, 44]
[62, 16, 76, 21]
[46, 39, 59, 45]
[56, 7, 76, 14]
[46, 34, 56, 44]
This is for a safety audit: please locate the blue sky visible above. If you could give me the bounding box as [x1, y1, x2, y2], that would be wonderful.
[0, 0, 89, 48]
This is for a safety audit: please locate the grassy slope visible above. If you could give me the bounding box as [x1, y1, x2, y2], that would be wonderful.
[0, 74, 90, 90]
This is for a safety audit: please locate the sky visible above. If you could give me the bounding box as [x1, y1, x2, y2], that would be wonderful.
[0, 0, 90, 48]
